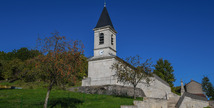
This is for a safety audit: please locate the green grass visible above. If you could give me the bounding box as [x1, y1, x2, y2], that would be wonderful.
[0, 88, 137, 108]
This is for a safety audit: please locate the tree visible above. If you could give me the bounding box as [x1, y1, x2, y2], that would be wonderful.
[0, 48, 41, 82]
[0, 51, 6, 60]
[0, 61, 3, 80]
[2, 58, 24, 81]
[202, 76, 214, 100]
[153, 58, 175, 88]
[35, 32, 84, 108]
[111, 55, 152, 99]
[15, 48, 40, 61]
[75, 55, 88, 81]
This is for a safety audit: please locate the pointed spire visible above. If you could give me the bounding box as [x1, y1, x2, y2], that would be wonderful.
[94, 7, 115, 30]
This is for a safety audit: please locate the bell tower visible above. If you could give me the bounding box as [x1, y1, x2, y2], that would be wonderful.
[93, 6, 117, 57]
[82, 5, 118, 86]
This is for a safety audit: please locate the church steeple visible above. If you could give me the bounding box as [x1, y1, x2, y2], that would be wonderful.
[93, 6, 117, 57]
[94, 7, 115, 30]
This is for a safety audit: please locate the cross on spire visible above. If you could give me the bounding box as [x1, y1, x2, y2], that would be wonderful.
[104, 0, 106, 7]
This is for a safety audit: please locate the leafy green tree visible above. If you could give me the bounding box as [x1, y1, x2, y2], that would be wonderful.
[202, 76, 214, 100]
[0, 48, 40, 61]
[0, 51, 16, 60]
[15, 48, 32, 61]
[15, 48, 40, 61]
[17, 49, 41, 82]
[76, 55, 88, 80]
[0, 48, 40, 82]
[171, 86, 181, 95]
[5, 50, 16, 60]
[17, 58, 39, 82]
[153, 58, 175, 88]
[0, 51, 6, 60]
[2, 58, 24, 81]
[0, 51, 7, 80]
[0, 61, 4, 80]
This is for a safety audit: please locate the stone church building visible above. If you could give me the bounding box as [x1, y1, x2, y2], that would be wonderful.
[82, 6, 171, 99]
[81, 5, 210, 108]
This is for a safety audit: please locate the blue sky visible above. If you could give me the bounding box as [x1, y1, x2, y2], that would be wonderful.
[0, 0, 213, 86]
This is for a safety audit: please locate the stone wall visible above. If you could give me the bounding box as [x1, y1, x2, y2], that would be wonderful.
[185, 81, 203, 94]
[68, 85, 146, 98]
[137, 77, 171, 99]
[133, 98, 168, 108]
[210, 101, 214, 108]
[167, 92, 180, 103]
[114, 76, 171, 99]
[120, 105, 137, 108]
[82, 57, 117, 86]
[178, 96, 209, 108]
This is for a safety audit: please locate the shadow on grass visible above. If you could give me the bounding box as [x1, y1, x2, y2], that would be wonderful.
[48, 98, 83, 108]
[0, 88, 13, 90]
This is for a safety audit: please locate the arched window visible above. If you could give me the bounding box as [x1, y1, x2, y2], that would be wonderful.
[99, 33, 104, 45]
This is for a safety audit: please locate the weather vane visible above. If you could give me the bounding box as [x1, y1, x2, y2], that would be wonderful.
[104, 0, 106, 7]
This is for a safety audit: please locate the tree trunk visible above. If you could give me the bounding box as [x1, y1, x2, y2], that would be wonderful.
[44, 80, 54, 108]
[133, 86, 136, 99]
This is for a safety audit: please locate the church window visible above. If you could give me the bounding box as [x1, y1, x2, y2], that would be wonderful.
[99, 33, 104, 44]
[111, 34, 113, 45]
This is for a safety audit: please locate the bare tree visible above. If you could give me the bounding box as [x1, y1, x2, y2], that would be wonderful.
[111, 55, 152, 99]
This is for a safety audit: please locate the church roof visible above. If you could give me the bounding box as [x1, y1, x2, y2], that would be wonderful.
[95, 7, 115, 30]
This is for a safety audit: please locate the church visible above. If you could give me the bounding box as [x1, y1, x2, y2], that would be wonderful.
[81, 5, 210, 108]
[82, 4, 173, 99]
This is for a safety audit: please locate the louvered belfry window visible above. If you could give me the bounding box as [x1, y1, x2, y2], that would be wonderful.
[99, 33, 104, 45]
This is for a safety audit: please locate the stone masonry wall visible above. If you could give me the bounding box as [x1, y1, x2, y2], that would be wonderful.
[137, 77, 171, 99]
[133, 98, 168, 108]
[68, 85, 146, 98]
[186, 81, 203, 94]
[179, 96, 209, 108]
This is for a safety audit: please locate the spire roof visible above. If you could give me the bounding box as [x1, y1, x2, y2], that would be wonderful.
[95, 7, 115, 30]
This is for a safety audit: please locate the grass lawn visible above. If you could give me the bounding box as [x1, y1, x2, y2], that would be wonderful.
[0, 88, 137, 108]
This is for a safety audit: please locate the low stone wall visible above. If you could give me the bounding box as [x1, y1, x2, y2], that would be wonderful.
[210, 101, 214, 108]
[120, 105, 137, 108]
[133, 98, 168, 108]
[178, 96, 209, 108]
[68, 85, 146, 98]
